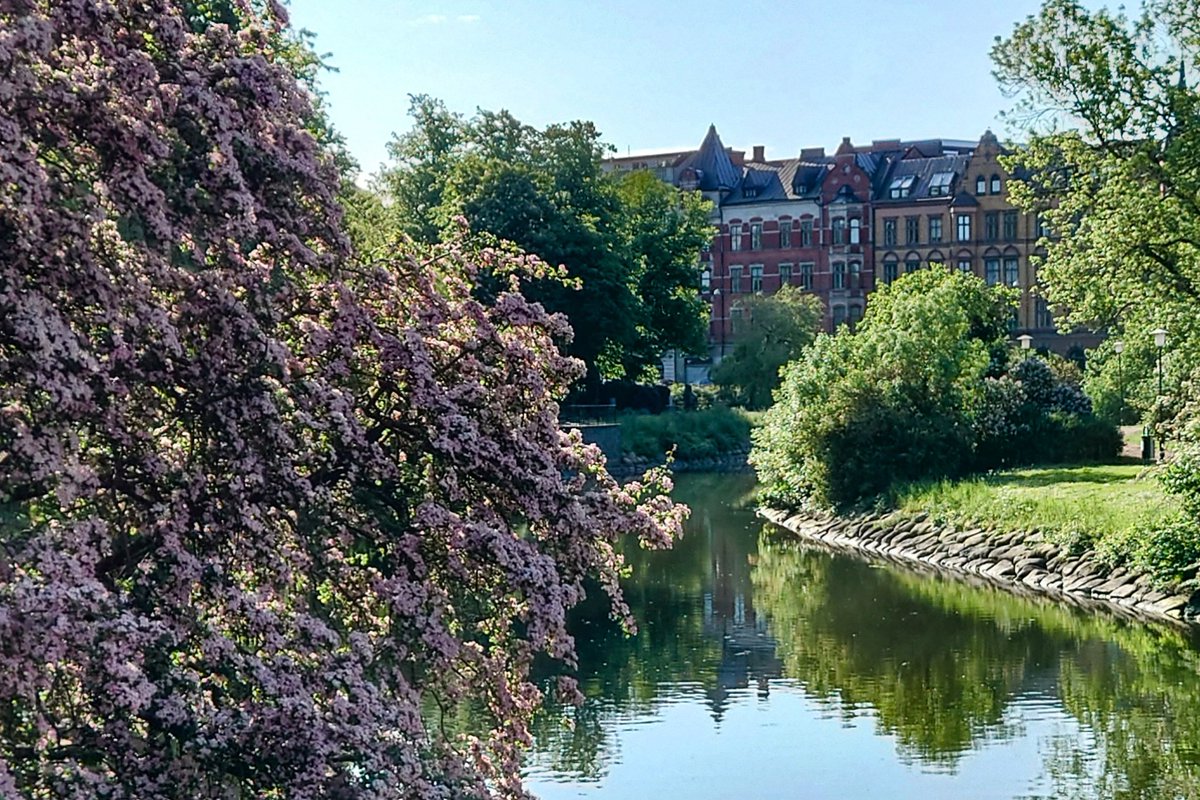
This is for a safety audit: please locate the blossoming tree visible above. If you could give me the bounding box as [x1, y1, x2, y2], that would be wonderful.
[0, 2, 684, 798]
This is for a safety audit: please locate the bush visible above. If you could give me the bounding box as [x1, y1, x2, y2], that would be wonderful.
[753, 270, 1122, 511]
[1052, 413, 1123, 462]
[1128, 514, 1200, 586]
[668, 381, 726, 410]
[754, 271, 1005, 509]
[621, 406, 753, 461]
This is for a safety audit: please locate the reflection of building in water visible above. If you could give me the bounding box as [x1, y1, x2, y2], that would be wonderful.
[700, 506, 782, 720]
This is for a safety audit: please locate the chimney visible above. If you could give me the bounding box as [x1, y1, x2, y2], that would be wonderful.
[836, 136, 854, 155]
[872, 139, 901, 150]
[752, 145, 765, 162]
[800, 146, 825, 160]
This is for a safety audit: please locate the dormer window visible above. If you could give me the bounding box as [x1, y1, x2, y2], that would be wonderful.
[976, 175, 986, 195]
[990, 174, 1002, 194]
[888, 174, 916, 199]
[928, 172, 954, 197]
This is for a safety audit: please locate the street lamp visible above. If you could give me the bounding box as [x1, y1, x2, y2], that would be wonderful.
[1152, 328, 1168, 461]
[712, 288, 724, 362]
[1113, 339, 1125, 423]
[1017, 334, 1033, 360]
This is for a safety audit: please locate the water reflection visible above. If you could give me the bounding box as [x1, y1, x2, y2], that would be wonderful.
[525, 473, 1200, 799]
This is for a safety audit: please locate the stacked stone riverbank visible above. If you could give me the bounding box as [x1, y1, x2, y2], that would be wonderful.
[761, 508, 1200, 626]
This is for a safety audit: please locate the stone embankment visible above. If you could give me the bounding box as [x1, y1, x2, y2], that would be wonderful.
[760, 508, 1200, 626]
[608, 448, 751, 477]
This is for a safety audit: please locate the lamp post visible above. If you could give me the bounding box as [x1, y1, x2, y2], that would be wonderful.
[712, 288, 724, 363]
[1152, 328, 1168, 461]
[1017, 334, 1033, 361]
[1113, 339, 1125, 423]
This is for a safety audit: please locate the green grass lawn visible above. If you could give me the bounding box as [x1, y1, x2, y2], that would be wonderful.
[891, 463, 1180, 564]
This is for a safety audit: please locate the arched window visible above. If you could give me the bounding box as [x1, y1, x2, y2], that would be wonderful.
[850, 261, 861, 288]
[976, 175, 986, 195]
[849, 218, 861, 244]
[905, 253, 920, 274]
[883, 255, 899, 284]
[990, 174, 1002, 194]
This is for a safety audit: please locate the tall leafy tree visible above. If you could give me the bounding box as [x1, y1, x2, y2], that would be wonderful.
[0, 2, 683, 798]
[710, 286, 824, 410]
[379, 95, 467, 244]
[993, 0, 1200, 403]
[993, 0, 1200, 539]
[375, 101, 713, 389]
[615, 170, 714, 378]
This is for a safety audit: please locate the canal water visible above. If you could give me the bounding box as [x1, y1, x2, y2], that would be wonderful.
[524, 472, 1200, 800]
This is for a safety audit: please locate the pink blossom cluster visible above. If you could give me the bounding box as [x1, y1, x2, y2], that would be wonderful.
[0, 2, 685, 798]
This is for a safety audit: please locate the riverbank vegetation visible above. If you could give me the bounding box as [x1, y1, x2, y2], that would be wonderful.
[620, 406, 760, 461]
[889, 465, 1199, 584]
[987, 0, 1200, 585]
[752, 269, 1119, 510]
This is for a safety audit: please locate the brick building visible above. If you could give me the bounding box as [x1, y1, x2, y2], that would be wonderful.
[608, 126, 1087, 370]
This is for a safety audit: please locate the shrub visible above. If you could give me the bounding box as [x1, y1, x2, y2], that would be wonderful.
[753, 270, 1122, 511]
[1129, 514, 1200, 585]
[621, 406, 753, 461]
[754, 271, 1006, 509]
[1051, 412, 1123, 462]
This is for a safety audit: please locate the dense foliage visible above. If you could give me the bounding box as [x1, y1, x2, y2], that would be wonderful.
[752, 270, 1117, 510]
[620, 407, 756, 462]
[994, 0, 1200, 542]
[375, 96, 715, 387]
[710, 286, 824, 410]
[0, 3, 684, 798]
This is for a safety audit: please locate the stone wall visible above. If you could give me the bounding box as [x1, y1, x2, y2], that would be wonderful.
[760, 508, 1200, 627]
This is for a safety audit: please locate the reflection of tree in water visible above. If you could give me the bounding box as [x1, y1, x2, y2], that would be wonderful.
[529, 474, 1200, 796]
[753, 534, 1047, 765]
[528, 472, 780, 777]
[754, 528, 1200, 796]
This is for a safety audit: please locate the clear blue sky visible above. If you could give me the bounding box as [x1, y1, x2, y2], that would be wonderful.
[285, 0, 1088, 177]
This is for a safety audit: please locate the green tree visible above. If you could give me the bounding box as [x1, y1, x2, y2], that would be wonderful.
[993, 0, 1200, 538]
[614, 170, 714, 376]
[710, 286, 824, 410]
[992, 0, 1200, 414]
[374, 101, 712, 388]
[752, 270, 1014, 509]
[378, 94, 467, 244]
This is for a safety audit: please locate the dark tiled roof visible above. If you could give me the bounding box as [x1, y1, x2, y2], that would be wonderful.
[722, 159, 812, 206]
[791, 160, 832, 197]
[874, 153, 971, 204]
[950, 189, 980, 208]
[682, 124, 742, 192]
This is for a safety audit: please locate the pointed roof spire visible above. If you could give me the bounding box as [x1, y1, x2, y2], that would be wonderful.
[689, 124, 741, 191]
